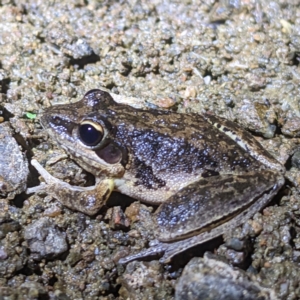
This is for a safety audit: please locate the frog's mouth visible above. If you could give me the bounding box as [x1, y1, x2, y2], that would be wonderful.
[58, 139, 126, 179]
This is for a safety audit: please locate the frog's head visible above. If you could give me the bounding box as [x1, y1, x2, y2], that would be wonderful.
[40, 89, 127, 178]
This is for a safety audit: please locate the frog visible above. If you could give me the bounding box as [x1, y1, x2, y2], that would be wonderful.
[30, 89, 285, 264]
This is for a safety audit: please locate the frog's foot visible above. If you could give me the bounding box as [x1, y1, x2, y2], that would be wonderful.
[118, 240, 169, 264]
[118, 219, 248, 265]
[27, 159, 114, 216]
[118, 233, 215, 265]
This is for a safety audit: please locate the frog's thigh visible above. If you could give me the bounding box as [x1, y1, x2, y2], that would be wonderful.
[156, 170, 284, 242]
[119, 170, 284, 265]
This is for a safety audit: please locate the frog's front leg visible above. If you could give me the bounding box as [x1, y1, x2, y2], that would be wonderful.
[27, 159, 114, 216]
[119, 170, 284, 264]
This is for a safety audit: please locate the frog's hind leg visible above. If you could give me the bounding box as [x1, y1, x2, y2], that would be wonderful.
[119, 170, 284, 264]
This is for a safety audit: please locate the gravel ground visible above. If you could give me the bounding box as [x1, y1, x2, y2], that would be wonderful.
[1, 0, 300, 299]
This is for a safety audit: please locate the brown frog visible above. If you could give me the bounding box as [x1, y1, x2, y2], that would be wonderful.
[30, 89, 285, 263]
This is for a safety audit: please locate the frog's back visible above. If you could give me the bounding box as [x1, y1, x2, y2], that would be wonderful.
[105, 101, 263, 177]
[41, 89, 283, 205]
[44, 89, 266, 178]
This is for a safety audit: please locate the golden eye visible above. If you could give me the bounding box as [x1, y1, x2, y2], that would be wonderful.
[78, 120, 104, 146]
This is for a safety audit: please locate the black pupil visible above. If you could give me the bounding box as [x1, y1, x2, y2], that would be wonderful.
[79, 124, 103, 146]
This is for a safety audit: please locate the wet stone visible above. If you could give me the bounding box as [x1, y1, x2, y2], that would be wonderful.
[0, 247, 8, 260]
[0, 216, 21, 239]
[281, 117, 300, 137]
[225, 237, 246, 251]
[175, 254, 278, 300]
[45, 24, 94, 59]
[234, 100, 276, 139]
[119, 260, 173, 300]
[105, 206, 130, 230]
[223, 238, 252, 267]
[0, 122, 29, 199]
[0, 281, 49, 300]
[259, 261, 300, 299]
[24, 217, 68, 260]
[291, 150, 300, 169]
[19, 282, 48, 299]
[0, 231, 27, 278]
[225, 249, 247, 266]
[66, 250, 82, 267]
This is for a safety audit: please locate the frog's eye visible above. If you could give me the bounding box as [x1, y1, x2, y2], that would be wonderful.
[78, 120, 104, 146]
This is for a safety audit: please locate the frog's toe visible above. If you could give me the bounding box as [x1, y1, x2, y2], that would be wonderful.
[118, 241, 168, 264]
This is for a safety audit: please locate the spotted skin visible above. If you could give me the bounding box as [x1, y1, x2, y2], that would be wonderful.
[33, 89, 285, 263]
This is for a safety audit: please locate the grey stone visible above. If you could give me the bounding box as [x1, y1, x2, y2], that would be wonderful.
[24, 217, 68, 260]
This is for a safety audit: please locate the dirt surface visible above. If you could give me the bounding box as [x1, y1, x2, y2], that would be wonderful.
[1, 0, 300, 299]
